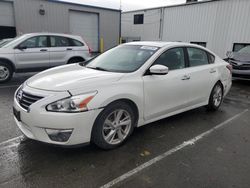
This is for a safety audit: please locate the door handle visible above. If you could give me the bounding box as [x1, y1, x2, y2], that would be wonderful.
[181, 75, 190, 80]
[210, 68, 216, 73]
[67, 48, 73, 51]
[40, 49, 48, 52]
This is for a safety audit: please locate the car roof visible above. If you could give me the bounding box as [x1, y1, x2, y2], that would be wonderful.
[20, 32, 81, 38]
[124, 41, 204, 48]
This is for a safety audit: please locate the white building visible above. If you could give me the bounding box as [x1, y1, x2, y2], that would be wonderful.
[121, 0, 250, 58]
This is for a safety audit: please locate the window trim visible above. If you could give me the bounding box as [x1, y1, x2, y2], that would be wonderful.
[134, 14, 144, 25]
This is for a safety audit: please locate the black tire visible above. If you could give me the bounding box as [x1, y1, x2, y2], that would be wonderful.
[91, 101, 136, 150]
[206, 82, 223, 111]
[0, 62, 13, 83]
[68, 57, 84, 64]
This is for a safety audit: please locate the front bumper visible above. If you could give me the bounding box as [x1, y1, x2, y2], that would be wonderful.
[232, 69, 250, 80]
[13, 85, 102, 146]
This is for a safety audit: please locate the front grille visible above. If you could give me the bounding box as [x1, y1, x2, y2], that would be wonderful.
[17, 91, 44, 111]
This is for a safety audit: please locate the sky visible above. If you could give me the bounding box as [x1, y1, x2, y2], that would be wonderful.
[59, 0, 187, 11]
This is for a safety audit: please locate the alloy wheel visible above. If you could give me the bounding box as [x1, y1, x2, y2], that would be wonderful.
[102, 109, 132, 145]
[213, 85, 222, 107]
[0, 65, 10, 81]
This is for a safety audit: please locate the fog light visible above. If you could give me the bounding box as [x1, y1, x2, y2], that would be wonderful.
[45, 128, 73, 142]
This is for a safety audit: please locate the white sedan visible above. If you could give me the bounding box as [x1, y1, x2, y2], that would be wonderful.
[13, 42, 232, 149]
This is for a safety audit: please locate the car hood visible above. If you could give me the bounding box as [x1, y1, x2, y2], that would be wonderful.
[26, 64, 125, 91]
[231, 52, 250, 63]
[0, 48, 12, 53]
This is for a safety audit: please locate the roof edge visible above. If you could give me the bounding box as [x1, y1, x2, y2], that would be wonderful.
[48, 0, 121, 12]
[122, 0, 220, 13]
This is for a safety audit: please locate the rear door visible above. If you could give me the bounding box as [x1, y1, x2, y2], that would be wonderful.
[49, 36, 74, 66]
[184, 47, 217, 106]
[14, 36, 50, 69]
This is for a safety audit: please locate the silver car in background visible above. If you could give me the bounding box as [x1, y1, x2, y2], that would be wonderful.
[0, 38, 13, 48]
[0, 33, 91, 83]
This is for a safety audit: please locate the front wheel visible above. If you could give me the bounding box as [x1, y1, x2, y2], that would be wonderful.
[0, 62, 13, 83]
[206, 83, 223, 111]
[91, 101, 136, 150]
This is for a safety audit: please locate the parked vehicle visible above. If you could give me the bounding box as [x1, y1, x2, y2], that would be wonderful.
[13, 42, 232, 149]
[0, 38, 13, 48]
[226, 46, 250, 80]
[0, 33, 91, 83]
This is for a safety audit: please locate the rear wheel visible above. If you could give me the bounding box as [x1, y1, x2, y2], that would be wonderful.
[207, 83, 223, 111]
[0, 62, 13, 83]
[91, 101, 136, 150]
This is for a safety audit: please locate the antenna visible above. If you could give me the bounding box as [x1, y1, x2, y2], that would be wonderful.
[120, 0, 122, 10]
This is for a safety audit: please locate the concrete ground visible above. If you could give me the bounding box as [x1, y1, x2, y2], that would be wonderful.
[0, 73, 249, 188]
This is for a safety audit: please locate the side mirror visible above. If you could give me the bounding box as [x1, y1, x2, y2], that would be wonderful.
[149, 64, 169, 75]
[226, 51, 233, 58]
[17, 46, 27, 50]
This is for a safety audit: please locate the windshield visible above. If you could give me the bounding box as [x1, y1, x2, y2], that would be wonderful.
[238, 45, 250, 54]
[2, 35, 26, 48]
[86, 45, 159, 73]
[0, 39, 13, 47]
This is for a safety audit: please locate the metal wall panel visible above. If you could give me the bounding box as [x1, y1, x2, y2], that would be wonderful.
[11, 0, 120, 51]
[122, 9, 161, 41]
[122, 0, 250, 58]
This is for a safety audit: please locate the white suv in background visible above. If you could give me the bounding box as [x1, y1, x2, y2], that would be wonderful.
[0, 33, 91, 83]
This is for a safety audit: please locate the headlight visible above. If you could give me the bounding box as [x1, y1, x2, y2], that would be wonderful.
[16, 84, 24, 103]
[46, 92, 97, 112]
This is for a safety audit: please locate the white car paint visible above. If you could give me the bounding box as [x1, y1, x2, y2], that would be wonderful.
[0, 32, 91, 70]
[13, 42, 232, 146]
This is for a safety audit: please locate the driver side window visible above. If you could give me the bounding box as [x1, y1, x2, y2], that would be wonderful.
[154, 48, 185, 70]
[19, 36, 48, 49]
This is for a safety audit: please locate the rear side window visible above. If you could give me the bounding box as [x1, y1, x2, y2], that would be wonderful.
[207, 53, 215, 64]
[154, 48, 185, 70]
[50, 36, 70, 47]
[71, 39, 84, 46]
[187, 47, 209, 67]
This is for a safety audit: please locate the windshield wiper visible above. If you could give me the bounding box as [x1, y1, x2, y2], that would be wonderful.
[87, 66, 109, 72]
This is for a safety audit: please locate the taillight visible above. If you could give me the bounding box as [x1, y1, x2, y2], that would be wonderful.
[86, 42, 92, 55]
[226, 64, 232, 74]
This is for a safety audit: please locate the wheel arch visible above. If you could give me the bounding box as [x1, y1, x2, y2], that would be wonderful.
[0, 58, 16, 72]
[67, 56, 85, 64]
[90, 97, 141, 137]
[215, 80, 224, 95]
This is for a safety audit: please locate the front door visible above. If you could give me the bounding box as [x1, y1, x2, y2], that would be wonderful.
[14, 36, 50, 69]
[143, 47, 191, 121]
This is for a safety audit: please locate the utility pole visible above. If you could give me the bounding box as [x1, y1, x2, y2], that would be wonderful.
[120, 0, 122, 10]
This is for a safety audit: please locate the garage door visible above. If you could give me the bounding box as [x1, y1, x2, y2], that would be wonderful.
[0, 1, 16, 39]
[69, 11, 99, 52]
[0, 1, 15, 27]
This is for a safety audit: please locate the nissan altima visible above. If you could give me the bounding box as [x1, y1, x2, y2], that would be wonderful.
[13, 42, 232, 149]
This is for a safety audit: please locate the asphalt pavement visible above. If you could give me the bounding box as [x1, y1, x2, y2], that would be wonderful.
[0, 73, 249, 188]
